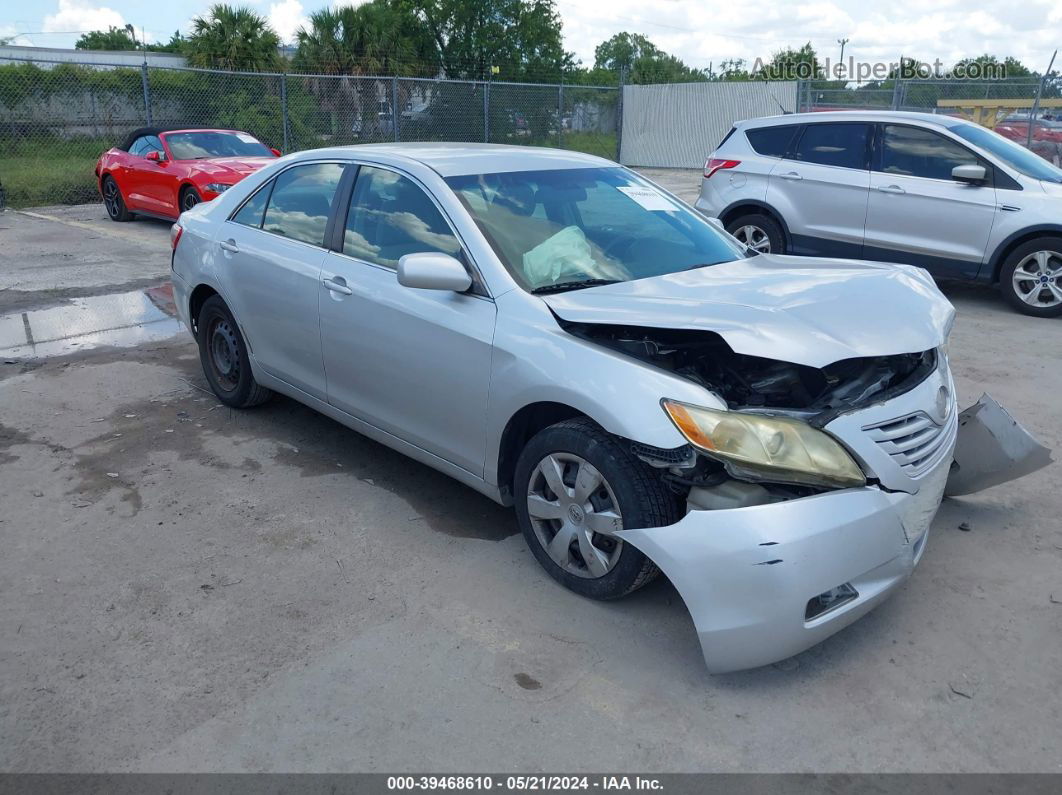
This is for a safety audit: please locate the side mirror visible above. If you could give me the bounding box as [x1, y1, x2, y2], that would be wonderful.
[397, 253, 472, 292]
[270, 148, 281, 157]
[145, 150, 165, 163]
[952, 164, 986, 184]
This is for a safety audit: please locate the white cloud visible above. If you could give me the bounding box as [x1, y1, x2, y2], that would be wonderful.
[42, 0, 126, 35]
[555, 0, 1060, 77]
[269, 0, 309, 43]
[0, 24, 34, 44]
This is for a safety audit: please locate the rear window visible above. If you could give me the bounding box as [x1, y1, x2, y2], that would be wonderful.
[746, 125, 798, 157]
[791, 123, 870, 170]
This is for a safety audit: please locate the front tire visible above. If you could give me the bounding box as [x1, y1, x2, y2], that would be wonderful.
[514, 418, 682, 600]
[180, 186, 203, 213]
[196, 295, 273, 408]
[1000, 237, 1062, 317]
[101, 176, 132, 222]
[725, 212, 784, 254]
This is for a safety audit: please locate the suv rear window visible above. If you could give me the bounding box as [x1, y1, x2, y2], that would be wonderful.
[791, 123, 870, 169]
[746, 125, 798, 157]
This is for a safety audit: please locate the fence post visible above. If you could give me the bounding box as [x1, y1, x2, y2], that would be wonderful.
[1028, 50, 1058, 148]
[280, 73, 290, 152]
[392, 76, 400, 142]
[891, 78, 903, 111]
[615, 67, 627, 163]
[483, 81, 490, 143]
[140, 63, 152, 125]
[557, 82, 564, 148]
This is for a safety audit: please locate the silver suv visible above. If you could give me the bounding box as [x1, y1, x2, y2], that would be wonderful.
[696, 111, 1062, 317]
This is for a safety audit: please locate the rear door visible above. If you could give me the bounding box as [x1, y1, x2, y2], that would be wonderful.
[766, 121, 872, 258]
[862, 123, 998, 278]
[318, 164, 496, 475]
[217, 161, 347, 400]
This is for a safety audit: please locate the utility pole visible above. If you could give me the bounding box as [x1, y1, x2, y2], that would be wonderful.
[836, 38, 849, 80]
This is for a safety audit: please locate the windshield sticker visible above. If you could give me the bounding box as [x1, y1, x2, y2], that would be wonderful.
[235, 133, 259, 143]
[617, 185, 678, 212]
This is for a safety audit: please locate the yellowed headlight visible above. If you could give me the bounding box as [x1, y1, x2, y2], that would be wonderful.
[662, 400, 866, 489]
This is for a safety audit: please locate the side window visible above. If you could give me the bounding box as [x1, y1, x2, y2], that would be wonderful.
[261, 163, 345, 247]
[791, 123, 869, 169]
[343, 166, 462, 267]
[143, 135, 164, 154]
[877, 125, 980, 180]
[128, 136, 147, 156]
[231, 180, 273, 228]
[746, 124, 798, 157]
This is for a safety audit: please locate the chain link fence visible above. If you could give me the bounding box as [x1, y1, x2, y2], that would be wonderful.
[799, 77, 1062, 165]
[0, 56, 619, 208]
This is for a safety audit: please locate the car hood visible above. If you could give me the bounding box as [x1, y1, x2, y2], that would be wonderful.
[188, 157, 274, 179]
[541, 254, 955, 368]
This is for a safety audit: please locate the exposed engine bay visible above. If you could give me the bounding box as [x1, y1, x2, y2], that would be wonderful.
[561, 321, 936, 422]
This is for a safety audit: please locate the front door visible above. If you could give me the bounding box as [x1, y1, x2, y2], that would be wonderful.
[217, 161, 347, 401]
[319, 164, 496, 475]
[766, 121, 872, 258]
[862, 123, 998, 278]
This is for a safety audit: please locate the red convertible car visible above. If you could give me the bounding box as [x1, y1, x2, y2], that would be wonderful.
[95, 127, 280, 222]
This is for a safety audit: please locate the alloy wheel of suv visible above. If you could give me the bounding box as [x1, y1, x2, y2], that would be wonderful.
[725, 213, 784, 255]
[1001, 237, 1062, 317]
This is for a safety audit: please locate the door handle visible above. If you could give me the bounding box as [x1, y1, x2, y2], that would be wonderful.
[219, 239, 239, 253]
[322, 277, 353, 296]
[876, 185, 906, 194]
[778, 172, 802, 181]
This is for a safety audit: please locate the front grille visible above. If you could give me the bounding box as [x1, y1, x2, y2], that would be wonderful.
[863, 407, 956, 478]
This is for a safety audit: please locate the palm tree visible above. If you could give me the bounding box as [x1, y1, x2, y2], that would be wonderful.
[292, 2, 438, 142]
[186, 4, 281, 72]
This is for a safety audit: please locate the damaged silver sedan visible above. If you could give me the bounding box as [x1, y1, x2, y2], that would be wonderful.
[170, 144, 1051, 673]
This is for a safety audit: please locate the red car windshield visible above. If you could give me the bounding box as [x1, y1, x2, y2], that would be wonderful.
[164, 131, 272, 160]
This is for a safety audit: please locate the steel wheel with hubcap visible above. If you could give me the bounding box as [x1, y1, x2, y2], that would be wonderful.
[526, 452, 624, 579]
[1001, 237, 1062, 317]
[514, 418, 682, 600]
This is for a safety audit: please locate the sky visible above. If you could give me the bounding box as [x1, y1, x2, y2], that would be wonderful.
[1, 0, 1061, 77]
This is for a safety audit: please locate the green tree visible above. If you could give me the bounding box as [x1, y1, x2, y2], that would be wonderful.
[186, 4, 281, 72]
[414, 0, 573, 81]
[293, 1, 438, 76]
[592, 32, 706, 84]
[754, 43, 822, 80]
[75, 25, 139, 51]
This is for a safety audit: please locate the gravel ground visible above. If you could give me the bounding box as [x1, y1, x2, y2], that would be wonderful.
[1, 174, 1060, 773]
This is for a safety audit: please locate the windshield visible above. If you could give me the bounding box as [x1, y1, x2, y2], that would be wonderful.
[445, 167, 746, 292]
[164, 131, 272, 160]
[950, 122, 1062, 184]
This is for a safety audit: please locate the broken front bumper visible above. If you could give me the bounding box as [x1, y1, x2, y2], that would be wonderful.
[618, 452, 949, 674]
[617, 390, 1051, 674]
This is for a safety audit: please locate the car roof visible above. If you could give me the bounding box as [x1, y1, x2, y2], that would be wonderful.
[289, 142, 616, 177]
[116, 126, 252, 151]
[737, 110, 969, 130]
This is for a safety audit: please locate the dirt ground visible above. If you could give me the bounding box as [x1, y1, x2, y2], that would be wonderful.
[1, 173, 1060, 773]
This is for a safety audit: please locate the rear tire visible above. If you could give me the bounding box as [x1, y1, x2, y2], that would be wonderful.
[725, 212, 784, 254]
[1000, 237, 1062, 318]
[101, 176, 133, 222]
[196, 295, 273, 408]
[514, 418, 682, 600]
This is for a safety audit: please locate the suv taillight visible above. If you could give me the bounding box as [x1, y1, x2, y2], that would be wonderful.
[170, 223, 183, 251]
[704, 158, 741, 179]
